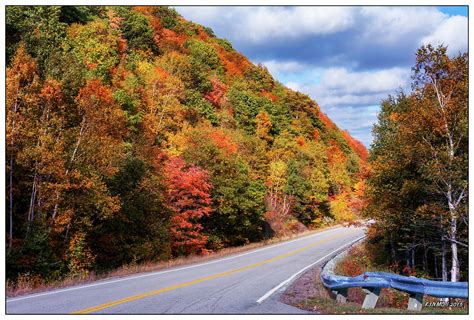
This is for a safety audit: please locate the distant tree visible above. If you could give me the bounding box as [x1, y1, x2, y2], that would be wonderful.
[185, 39, 221, 70]
[66, 19, 120, 82]
[112, 7, 157, 53]
[153, 6, 180, 30]
[255, 111, 273, 143]
[6, 6, 66, 72]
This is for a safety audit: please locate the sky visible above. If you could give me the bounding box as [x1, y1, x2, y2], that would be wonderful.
[174, 6, 468, 147]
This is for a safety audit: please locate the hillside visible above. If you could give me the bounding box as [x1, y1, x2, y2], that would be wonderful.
[6, 6, 367, 284]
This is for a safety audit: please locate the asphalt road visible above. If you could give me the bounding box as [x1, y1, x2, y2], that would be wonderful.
[7, 225, 365, 314]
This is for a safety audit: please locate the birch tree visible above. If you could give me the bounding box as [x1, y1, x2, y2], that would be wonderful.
[409, 45, 468, 281]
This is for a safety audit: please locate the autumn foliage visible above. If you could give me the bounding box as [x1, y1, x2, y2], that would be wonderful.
[216, 45, 251, 78]
[208, 129, 238, 156]
[204, 76, 227, 107]
[342, 130, 368, 162]
[6, 6, 367, 287]
[164, 157, 212, 256]
[318, 111, 336, 130]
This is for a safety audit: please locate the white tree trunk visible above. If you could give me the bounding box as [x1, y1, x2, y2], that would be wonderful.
[450, 214, 459, 282]
[432, 79, 463, 282]
[447, 189, 460, 282]
[50, 117, 86, 229]
[26, 172, 38, 238]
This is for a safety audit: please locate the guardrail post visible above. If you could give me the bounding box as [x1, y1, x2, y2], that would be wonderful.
[407, 293, 424, 311]
[331, 289, 348, 304]
[362, 287, 380, 309]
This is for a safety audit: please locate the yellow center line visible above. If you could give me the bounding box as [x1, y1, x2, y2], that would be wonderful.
[72, 230, 359, 314]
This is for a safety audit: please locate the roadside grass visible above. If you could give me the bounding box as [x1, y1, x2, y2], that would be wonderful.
[300, 295, 468, 315]
[7, 223, 343, 298]
[282, 240, 468, 315]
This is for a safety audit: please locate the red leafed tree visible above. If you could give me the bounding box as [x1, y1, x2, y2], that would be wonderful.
[197, 26, 210, 41]
[107, 9, 127, 56]
[216, 46, 251, 78]
[208, 129, 237, 156]
[312, 129, 320, 141]
[161, 28, 188, 48]
[260, 90, 278, 102]
[295, 136, 305, 147]
[204, 76, 227, 107]
[318, 111, 336, 130]
[163, 156, 213, 256]
[342, 130, 368, 162]
[327, 139, 345, 165]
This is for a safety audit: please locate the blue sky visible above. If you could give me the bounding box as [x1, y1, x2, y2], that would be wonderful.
[439, 6, 468, 16]
[175, 6, 468, 147]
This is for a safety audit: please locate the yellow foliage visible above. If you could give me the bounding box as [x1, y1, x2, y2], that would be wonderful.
[267, 160, 287, 192]
[330, 194, 355, 222]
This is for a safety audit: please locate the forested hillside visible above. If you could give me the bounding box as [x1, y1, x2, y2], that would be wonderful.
[365, 45, 468, 281]
[6, 6, 367, 285]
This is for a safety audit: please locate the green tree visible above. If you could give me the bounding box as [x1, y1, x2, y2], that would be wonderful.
[112, 7, 157, 53]
[65, 19, 120, 82]
[6, 6, 66, 72]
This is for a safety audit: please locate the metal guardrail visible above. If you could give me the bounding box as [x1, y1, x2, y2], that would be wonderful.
[321, 270, 468, 311]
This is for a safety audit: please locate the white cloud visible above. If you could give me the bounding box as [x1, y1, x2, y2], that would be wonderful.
[297, 67, 409, 107]
[326, 105, 378, 131]
[318, 67, 409, 95]
[284, 81, 303, 91]
[421, 15, 468, 54]
[176, 7, 466, 51]
[316, 93, 388, 106]
[236, 7, 355, 42]
[359, 7, 447, 45]
[260, 60, 306, 74]
[177, 7, 355, 43]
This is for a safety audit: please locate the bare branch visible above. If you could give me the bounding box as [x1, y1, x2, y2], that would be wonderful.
[443, 236, 468, 248]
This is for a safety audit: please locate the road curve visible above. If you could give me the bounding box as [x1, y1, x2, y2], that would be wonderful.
[7, 225, 365, 314]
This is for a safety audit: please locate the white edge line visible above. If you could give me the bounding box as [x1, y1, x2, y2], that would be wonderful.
[7, 226, 347, 303]
[256, 235, 366, 304]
